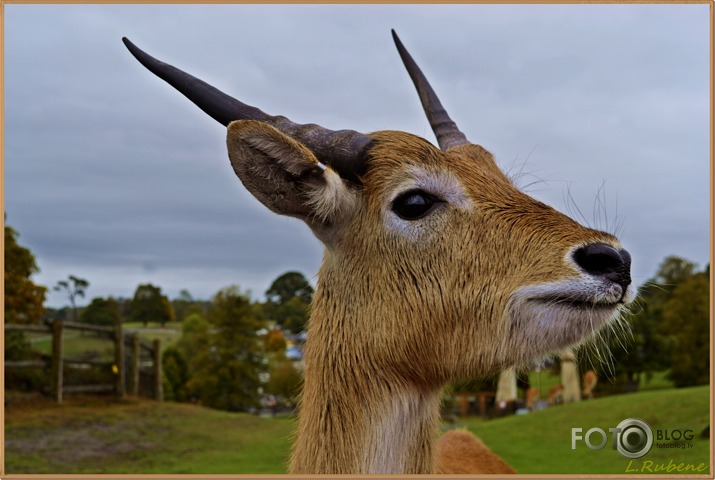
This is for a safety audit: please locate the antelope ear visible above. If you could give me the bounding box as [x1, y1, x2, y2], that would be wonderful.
[227, 120, 358, 229]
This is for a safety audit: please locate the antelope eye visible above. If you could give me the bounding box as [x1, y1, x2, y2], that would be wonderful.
[392, 190, 438, 220]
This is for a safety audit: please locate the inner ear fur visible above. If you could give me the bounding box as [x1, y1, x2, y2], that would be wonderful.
[226, 120, 355, 225]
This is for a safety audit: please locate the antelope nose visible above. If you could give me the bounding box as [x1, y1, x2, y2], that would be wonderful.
[573, 244, 632, 290]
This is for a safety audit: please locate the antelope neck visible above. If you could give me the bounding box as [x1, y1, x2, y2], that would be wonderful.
[290, 302, 442, 474]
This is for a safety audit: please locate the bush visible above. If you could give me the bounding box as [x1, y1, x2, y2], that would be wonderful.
[5, 331, 32, 361]
[163, 347, 189, 402]
[4, 331, 50, 393]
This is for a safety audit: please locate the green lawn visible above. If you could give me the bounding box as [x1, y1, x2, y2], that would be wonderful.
[5, 397, 293, 474]
[123, 322, 182, 353]
[5, 386, 709, 475]
[527, 368, 562, 396]
[29, 332, 115, 361]
[640, 370, 676, 391]
[464, 385, 710, 475]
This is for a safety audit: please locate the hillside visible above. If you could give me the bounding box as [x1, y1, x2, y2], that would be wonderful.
[4, 386, 710, 475]
[466, 385, 710, 474]
[4, 396, 293, 474]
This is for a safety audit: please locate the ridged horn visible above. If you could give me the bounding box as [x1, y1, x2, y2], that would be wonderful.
[391, 30, 469, 151]
[122, 37, 372, 183]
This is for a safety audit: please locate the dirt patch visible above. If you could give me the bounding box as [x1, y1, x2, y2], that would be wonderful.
[7, 419, 156, 466]
[5, 398, 165, 472]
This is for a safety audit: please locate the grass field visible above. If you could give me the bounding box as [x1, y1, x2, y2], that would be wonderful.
[123, 322, 182, 353]
[29, 331, 115, 361]
[4, 396, 293, 474]
[466, 385, 710, 474]
[4, 386, 709, 475]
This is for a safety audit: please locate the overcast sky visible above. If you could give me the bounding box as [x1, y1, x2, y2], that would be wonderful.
[5, 4, 710, 308]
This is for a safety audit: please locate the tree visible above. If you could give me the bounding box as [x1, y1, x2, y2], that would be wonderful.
[265, 360, 303, 404]
[177, 313, 211, 379]
[4, 222, 47, 324]
[264, 327, 287, 353]
[80, 297, 122, 327]
[130, 283, 175, 327]
[266, 271, 314, 305]
[264, 271, 314, 333]
[593, 306, 673, 392]
[280, 297, 312, 334]
[172, 289, 206, 323]
[593, 255, 707, 393]
[186, 286, 265, 411]
[163, 347, 189, 402]
[661, 271, 710, 387]
[4, 221, 48, 391]
[653, 256, 696, 289]
[54, 275, 90, 322]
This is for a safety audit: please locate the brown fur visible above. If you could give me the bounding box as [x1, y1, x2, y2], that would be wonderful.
[437, 430, 516, 474]
[525, 387, 540, 411]
[225, 122, 629, 474]
[548, 384, 565, 406]
[582, 370, 598, 399]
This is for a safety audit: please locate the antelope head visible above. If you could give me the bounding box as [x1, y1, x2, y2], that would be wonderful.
[124, 31, 635, 473]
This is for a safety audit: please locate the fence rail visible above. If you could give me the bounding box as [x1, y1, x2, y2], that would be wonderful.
[63, 321, 115, 334]
[5, 360, 48, 369]
[5, 320, 163, 404]
[5, 324, 50, 334]
[64, 359, 115, 368]
[63, 384, 116, 394]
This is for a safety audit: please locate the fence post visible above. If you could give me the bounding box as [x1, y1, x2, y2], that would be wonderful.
[131, 333, 140, 397]
[479, 392, 488, 416]
[459, 393, 468, 416]
[51, 319, 64, 404]
[114, 324, 125, 398]
[153, 339, 163, 402]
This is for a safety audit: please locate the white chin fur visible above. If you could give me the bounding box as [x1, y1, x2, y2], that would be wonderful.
[506, 277, 635, 359]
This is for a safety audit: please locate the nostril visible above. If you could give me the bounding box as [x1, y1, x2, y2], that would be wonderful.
[620, 248, 632, 269]
[573, 243, 631, 288]
[616, 248, 632, 289]
[574, 244, 622, 275]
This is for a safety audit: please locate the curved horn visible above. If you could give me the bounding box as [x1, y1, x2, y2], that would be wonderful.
[391, 30, 469, 151]
[122, 37, 372, 183]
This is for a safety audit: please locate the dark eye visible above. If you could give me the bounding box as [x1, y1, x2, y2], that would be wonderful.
[391, 190, 438, 220]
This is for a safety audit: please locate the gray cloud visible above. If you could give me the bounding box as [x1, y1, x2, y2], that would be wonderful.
[5, 4, 709, 306]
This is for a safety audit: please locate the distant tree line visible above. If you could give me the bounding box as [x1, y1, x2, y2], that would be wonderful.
[38, 271, 313, 334]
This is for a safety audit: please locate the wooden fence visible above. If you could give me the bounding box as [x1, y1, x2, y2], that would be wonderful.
[456, 391, 497, 416]
[5, 319, 163, 404]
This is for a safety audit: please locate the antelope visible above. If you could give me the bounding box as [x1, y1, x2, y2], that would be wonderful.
[525, 386, 540, 411]
[548, 383, 565, 406]
[582, 369, 598, 399]
[123, 30, 635, 474]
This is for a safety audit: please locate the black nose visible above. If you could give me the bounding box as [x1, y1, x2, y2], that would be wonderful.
[573, 244, 632, 290]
